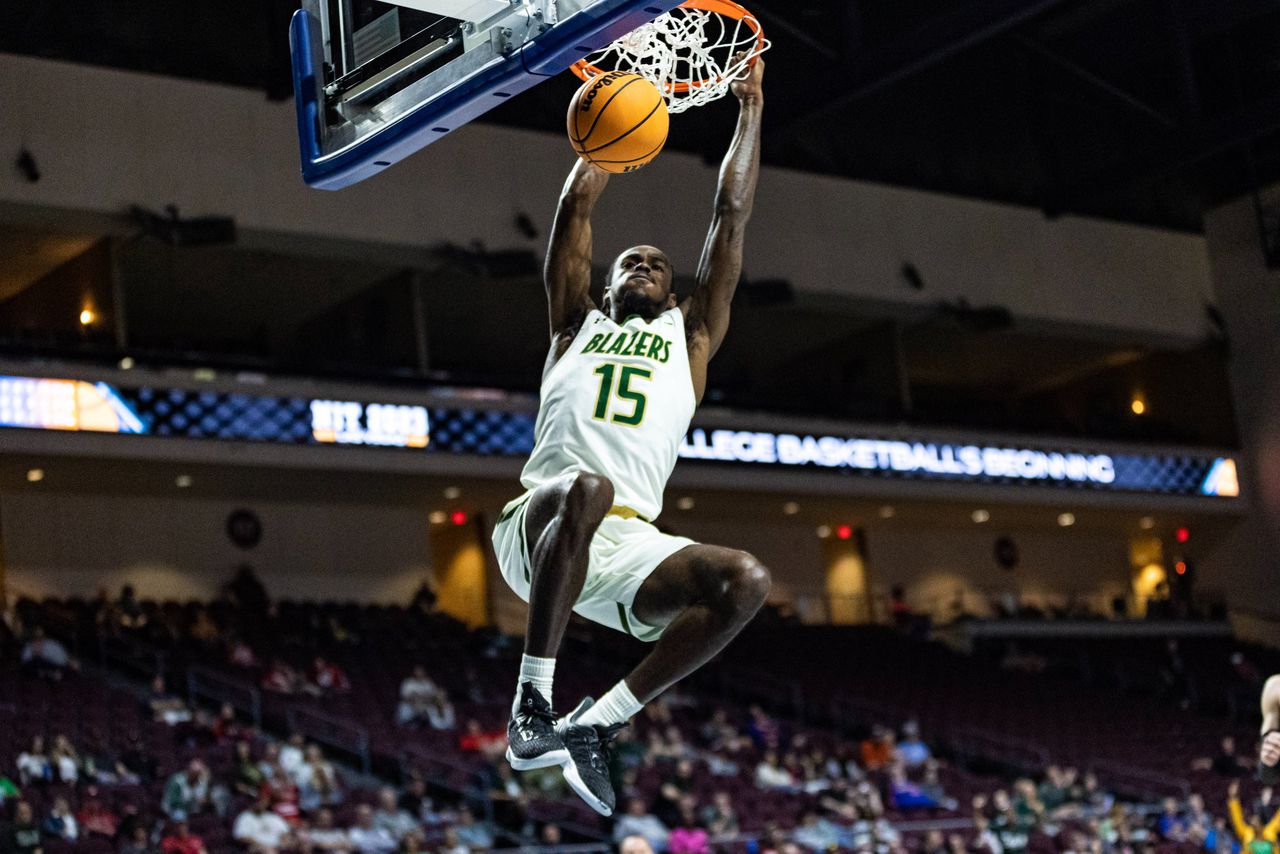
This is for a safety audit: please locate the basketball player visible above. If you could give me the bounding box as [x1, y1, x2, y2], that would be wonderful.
[490, 58, 767, 816]
[1261, 675, 1280, 783]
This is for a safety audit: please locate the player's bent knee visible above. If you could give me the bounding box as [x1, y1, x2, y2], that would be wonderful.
[724, 551, 772, 612]
[562, 471, 615, 521]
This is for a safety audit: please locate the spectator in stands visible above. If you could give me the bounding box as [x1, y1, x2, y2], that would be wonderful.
[261, 761, 302, 826]
[4, 801, 42, 854]
[793, 812, 839, 853]
[76, 789, 119, 839]
[306, 808, 353, 853]
[397, 777, 438, 826]
[117, 585, 147, 630]
[373, 787, 418, 842]
[410, 582, 437, 615]
[457, 719, 505, 759]
[147, 675, 192, 725]
[262, 660, 305, 694]
[349, 804, 396, 854]
[228, 637, 259, 669]
[615, 798, 670, 852]
[0, 774, 18, 806]
[234, 797, 293, 854]
[896, 720, 930, 769]
[226, 565, 270, 617]
[1228, 780, 1280, 853]
[889, 762, 944, 811]
[755, 751, 796, 790]
[654, 759, 697, 826]
[397, 666, 442, 727]
[745, 704, 781, 751]
[41, 797, 77, 841]
[50, 734, 80, 783]
[16, 736, 51, 784]
[210, 703, 247, 743]
[20, 627, 75, 680]
[668, 797, 708, 854]
[453, 807, 493, 850]
[437, 827, 468, 854]
[233, 741, 266, 797]
[1011, 779, 1045, 822]
[188, 607, 220, 648]
[118, 825, 154, 854]
[162, 759, 212, 821]
[620, 835, 657, 854]
[280, 734, 306, 778]
[860, 725, 896, 771]
[297, 745, 343, 811]
[1193, 737, 1248, 778]
[700, 792, 739, 837]
[917, 829, 947, 854]
[160, 820, 207, 854]
[1157, 797, 1188, 841]
[310, 656, 351, 695]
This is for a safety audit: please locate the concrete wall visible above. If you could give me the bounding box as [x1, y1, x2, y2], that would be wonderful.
[0, 492, 432, 603]
[1200, 190, 1280, 618]
[0, 53, 1212, 342]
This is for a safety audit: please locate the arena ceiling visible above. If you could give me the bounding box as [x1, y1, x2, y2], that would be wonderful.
[5, 0, 1280, 232]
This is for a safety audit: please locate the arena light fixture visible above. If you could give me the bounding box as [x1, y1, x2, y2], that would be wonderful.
[878, 505, 896, 519]
[816, 525, 831, 539]
[677, 497, 695, 510]
[971, 509, 990, 524]
[1139, 516, 1155, 530]
[1057, 512, 1076, 527]
[26, 468, 44, 483]
[782, 501, 800, 515]
[1130, 395, 1147, 416]
[443, 486, 462, 500]
[175, 475, 193, 488]
[429, 511, 447, 525]
[118, 357, 135, 370]
[79, 309, 94, 326]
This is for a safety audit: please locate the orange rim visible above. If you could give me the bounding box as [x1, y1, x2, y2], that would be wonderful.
[570, 0, 765, 94]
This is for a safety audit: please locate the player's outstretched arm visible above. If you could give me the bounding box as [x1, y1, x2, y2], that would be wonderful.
[684, 55, 764, 361]
[1261, 674, 1280, 783]
[545, 159, 610, 345]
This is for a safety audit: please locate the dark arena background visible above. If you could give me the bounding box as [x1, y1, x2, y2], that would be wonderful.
[4, 1, 1280, 853]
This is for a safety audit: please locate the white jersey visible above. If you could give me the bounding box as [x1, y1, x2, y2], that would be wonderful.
[521, 307, 696, 521]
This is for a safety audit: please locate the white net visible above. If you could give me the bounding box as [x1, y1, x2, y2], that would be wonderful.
[576, 2, 770, 114]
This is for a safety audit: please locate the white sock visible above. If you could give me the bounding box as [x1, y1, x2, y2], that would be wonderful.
[576, 679, 643, 728]
[515, 654, 556, 715]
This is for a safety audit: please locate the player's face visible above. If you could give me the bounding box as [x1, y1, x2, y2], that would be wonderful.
[606, 246, 675, 318]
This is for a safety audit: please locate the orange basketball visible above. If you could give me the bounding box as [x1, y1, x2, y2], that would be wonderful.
[567, 72, 669, 174]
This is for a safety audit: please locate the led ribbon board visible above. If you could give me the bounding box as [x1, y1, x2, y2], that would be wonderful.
[0, 375, 1239, 498]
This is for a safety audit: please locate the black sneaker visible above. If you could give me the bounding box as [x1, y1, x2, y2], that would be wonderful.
[561, 719, 625, 817]
[505, 682, 569, 771]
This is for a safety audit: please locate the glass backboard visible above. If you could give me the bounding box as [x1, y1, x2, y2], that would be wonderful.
[291, 0, 683, 189]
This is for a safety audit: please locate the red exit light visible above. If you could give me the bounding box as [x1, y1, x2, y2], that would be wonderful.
[450, 510, 469, 526]
[1175, 527, 1190, 543]
[836, 524, 854, 540]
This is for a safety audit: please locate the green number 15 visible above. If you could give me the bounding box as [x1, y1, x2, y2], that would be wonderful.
[592, 363, 652, 427]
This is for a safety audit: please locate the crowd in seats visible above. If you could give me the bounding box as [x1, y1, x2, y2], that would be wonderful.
[3, 585, 1280, 854]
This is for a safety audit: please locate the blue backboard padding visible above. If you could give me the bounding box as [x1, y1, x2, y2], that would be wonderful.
[291, 0, 683, 190]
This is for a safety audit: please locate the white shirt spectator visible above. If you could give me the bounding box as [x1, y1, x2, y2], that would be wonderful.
[17, 750, 51, 783]
[755, 759, 796, 790]
[55, 754, 79, 783]
[234, 806, 291, 849]
[350, 825, 397, 854]
[309, 826, 354, 852]
[279, 740, 305, 777]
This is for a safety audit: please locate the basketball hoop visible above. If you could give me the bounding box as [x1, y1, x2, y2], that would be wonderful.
[570, 0, 769, 114]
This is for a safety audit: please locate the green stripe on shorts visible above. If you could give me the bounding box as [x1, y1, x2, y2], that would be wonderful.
[616, 603, 633, 637]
